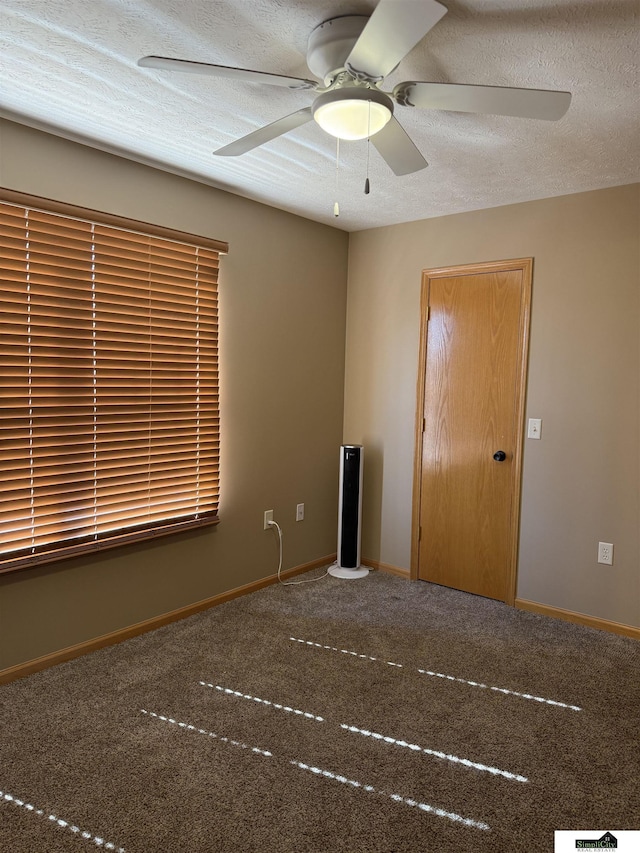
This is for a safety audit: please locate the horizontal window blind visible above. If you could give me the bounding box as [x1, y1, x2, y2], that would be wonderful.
[0, 193, 226, 572]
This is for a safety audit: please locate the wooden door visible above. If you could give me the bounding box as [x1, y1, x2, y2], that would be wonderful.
[412, 259, 532, 603]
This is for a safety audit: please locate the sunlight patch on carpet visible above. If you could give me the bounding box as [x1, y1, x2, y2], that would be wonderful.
[140, 709, 273, 756]
[417, 669, 582, 710]
[339, 724, 528, 782]
[289, 636, 582, 711]
[289, 761, 491, 831]
[199, 681, 325, 721]
[290, 636, 401, 666]
[0, 788, 125, 851]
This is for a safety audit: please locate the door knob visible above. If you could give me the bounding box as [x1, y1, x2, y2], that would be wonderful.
[493, 450, 507, 462]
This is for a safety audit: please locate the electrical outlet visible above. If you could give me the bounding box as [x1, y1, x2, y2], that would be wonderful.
[263, 509, 273, 530]
[597, 542, 614, 565]
[296, 503, 304, 522]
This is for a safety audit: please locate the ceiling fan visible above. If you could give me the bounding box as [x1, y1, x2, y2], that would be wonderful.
[138, 0, 571, 176]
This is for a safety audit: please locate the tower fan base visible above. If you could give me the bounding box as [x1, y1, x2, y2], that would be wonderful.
[328, 562, 369, 579]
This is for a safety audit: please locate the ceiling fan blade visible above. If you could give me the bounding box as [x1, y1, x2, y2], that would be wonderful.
[138, 56, 318, 90]
[371, 116, 428, 175]
[394, 81, 571, 120]
[346, 0, 447, 81]
[214, 107, 313, 156]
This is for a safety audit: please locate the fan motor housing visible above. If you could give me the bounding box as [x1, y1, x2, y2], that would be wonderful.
[307, 15, 368, 85]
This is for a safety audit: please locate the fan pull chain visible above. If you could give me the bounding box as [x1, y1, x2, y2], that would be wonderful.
[333, 137, 340, 217]
[365, 100, 371, 195]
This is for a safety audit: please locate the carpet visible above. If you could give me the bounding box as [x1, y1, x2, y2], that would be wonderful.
[1, 568, 638, 852]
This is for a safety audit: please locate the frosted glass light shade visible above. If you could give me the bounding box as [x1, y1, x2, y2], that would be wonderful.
[312, 89, 393, 141]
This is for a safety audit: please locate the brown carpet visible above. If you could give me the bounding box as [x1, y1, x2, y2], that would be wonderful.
[1, 569, 638, 852]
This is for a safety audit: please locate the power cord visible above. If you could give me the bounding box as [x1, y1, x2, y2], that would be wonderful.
[268, 519, 329, 586]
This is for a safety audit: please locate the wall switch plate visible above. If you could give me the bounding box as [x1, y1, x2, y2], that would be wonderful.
[296, 503, 304, 522]
[263, 509, 273, 530]
[597, 542, 614, 565]
[527, 418, 542, 439]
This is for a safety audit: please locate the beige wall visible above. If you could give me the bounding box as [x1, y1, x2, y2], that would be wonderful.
[345, 184, 640, 628]
[0, 119, 349, 669]
[1, 118, 638, 673]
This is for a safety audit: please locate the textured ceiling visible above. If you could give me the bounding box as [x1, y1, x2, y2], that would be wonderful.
[1, 0, 638, 231]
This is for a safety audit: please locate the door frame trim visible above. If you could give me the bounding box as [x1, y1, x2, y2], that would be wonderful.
[410, 258, 533, 606]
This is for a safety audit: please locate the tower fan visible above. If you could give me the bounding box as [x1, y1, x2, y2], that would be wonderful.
[329, 445, 369, 579]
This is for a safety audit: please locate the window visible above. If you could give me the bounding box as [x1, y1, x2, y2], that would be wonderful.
[0, 189, 227, 573]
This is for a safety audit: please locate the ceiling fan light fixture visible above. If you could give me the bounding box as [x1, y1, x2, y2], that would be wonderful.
[312, 88, 393, 141]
